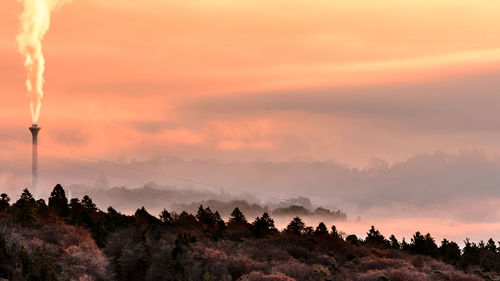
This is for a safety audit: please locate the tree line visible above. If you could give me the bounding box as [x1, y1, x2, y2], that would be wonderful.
[0, 185, 498, 281]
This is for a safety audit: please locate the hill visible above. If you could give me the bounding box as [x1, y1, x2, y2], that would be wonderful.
[0, 185, 498, 281]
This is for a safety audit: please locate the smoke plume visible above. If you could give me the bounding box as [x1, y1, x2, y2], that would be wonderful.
[16, 0, 71, 124]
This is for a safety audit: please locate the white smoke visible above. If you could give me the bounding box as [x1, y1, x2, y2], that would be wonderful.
[17, 0, 72, 124]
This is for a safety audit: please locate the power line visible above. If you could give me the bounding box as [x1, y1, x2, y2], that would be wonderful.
[0, 132, 284, 202]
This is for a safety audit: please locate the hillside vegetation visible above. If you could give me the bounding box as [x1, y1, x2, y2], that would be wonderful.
[0, 185, 498, 281]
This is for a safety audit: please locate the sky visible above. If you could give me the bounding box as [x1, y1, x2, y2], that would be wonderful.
[1, 0, 500, 242]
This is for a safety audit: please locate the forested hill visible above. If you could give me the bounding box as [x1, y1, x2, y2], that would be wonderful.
[0, 184, 499, 281]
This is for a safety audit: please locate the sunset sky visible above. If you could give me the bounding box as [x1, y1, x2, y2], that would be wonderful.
[1, 0, 500, 241]
[1, 0, 500, 165]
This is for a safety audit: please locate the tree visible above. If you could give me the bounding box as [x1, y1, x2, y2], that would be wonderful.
[389, 235, 400, 250]
[365, 226, 387, 248]
[21, 246, 59, 281]
[285, 217, 306, 235]
[0, 193, 10, 212]
[438, 238, 461, 264]
[227, 207, 248, 227]
[11, 189, 37, 224]
[346, 234, 360, 246]
[486, 238, 497, 253]
[67, 198, 84, 225]
[48, 184, 68, 217]
[36, 199, 48, 217]
[174, 211, 198, 227]
[423, 233, 438, 257]
[401, 238, 411, 251]
[159, 208, 173, 225]
[410, 231, 425, 254]
[196, 205, 217, 226]
[251, 212, 277, 238]
[410, 232, 437, 256]
[331, 225, 342, 240]
[313, 222, 328, 236]
[81, 195, 97, 211]
[135, 207, 161, 228]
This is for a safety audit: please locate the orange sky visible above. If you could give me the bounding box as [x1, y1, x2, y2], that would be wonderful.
[2, 0, 500, 166]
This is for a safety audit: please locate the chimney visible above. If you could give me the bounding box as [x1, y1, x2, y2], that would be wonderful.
[29, 124, 41, 198]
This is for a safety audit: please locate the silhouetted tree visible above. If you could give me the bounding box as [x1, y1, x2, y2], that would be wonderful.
[346, 234, 360, 246]
[48, 184, 68, 217]
[314, 222, 328, 236]
[173, 211, 198, 228]
[389, 235, 400, 250]
[439, 238, 461, 264]
[0, 193, 10, 212]
[135, 207, 161, 228]
[35, 199, 48, 217]
[81, 195, 97, 211]
[67, 198, 84, 225]
[486, 238, 498, 253]
[159, 208, 173, 225]
[228, 207, 247, 227]
[251, 212, 277, 238]
[365, 226, 388, 248]
[401, 237, 411, 251]
[330, 225, 342, 240]
[11, 189, 37, 224]
[214, 211, 226, 231]
[196, 205, 217, 226]
[410, 232, 437, 257]
[285, 216, 306, 235]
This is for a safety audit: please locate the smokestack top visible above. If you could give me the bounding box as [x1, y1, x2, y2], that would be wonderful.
[29, 124, 41, 136]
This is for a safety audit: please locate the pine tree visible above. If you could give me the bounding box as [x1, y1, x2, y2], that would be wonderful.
[228, 207, 247, 226]
[251, 212, 277, 237]
[12, 189, 37, 224]
[48, 184, 68, 217]
[365, 226, 388, 248]
[285, 216, 306, 235]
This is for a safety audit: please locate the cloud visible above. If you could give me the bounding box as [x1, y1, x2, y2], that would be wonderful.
[187, 70, 500, 134]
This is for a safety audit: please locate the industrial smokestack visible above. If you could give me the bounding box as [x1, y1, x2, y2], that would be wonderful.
[29, 124, 41, 197]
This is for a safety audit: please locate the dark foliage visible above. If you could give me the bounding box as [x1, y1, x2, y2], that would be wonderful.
[0, 184, 498, 281]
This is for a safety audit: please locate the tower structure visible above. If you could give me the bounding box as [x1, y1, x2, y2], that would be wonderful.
[29, 124, 41, 197]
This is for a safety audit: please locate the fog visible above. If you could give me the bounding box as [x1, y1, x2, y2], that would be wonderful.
[1, 150, 499, 244]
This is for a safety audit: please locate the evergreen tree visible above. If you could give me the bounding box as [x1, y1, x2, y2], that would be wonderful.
[410, 231, 425, 254]
[438, 238, 461, 264]
[228, 207, 247, 226]
[48, 184, 68, 217]
[389, 235, 400, 249]
[285, 216, 306, 235]
[11, 189, 37, 224]
[251, 212, 277, 238]
[365, 226, 388, 248]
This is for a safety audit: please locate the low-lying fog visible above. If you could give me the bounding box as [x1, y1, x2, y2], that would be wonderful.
[1, 150, 499, 246]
